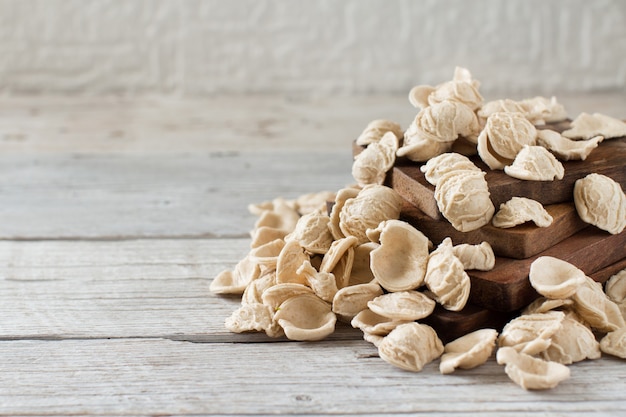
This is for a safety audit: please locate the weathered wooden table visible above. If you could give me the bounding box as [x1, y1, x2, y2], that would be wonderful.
[1, 94, 625, 416]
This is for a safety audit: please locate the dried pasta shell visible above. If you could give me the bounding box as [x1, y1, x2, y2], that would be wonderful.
[370, 220, 430, 292]
[297, 260, 338, 303]
[319, 236, 357, 289]
[439, 328, 498, 374]
[419, 152, 481, 186]
[210, 255, 262, 295]
[477, 112, 537, 170]
[574, 173, 626, 235]
[434, 170, 494, 232]
[355, 119, 403, 146]
[352, 131, 399, 187]
[496, 347, 570, 390]
[339, 185, 403, 245]
[276, 240, 310, 285]
[492, 197, 553, 228]
[225, 303, 276, 336]
[378, 323, 444, 372]
[274, 293, 336, 341]
[285, 210, 334, 255]
[600, 327, 626, 359]
[351, 308, 410, 336]
[328, 186, 360, 240]
[452, 241, 495, 271]
[572, 277, 626, 332]
[536, 129, 603, 161]
[349, 242, 378, 285]
[528, 256, 587, 300]
[540, 316, 600, 364]
[367, 291, 436, 321]
[261, 282, 314, 312]
[498, 311, 565, 356]
[504, 145, 564, 181]
[424, 238, 470, 311]
[562, 112, 626, 140]
[332, 282, 384, 322]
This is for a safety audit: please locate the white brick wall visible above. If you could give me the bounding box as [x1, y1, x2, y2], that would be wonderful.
[0, 0, 624, 96]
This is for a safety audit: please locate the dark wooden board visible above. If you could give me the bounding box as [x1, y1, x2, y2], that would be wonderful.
[400, 199, 587, 259]
[468, 227, 625, 312]
[389, 136, 626, 220]
[424, 256, 626, 344]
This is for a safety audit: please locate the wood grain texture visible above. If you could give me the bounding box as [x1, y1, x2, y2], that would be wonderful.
[1, 95, 625, 416]
[1, 338, 625, 416]
[401, 200, 587, 259]
[0, 151, 353, 239]
[390, 136, 626, 220]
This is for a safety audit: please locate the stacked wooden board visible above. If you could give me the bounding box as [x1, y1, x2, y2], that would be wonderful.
[353, 126, 626, 343]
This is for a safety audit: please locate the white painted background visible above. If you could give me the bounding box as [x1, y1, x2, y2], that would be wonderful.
[0, 0, 624, 97]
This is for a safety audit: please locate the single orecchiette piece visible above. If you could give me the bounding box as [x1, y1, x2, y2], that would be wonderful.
[571, 276, 626, 332]
[574, 173, 626, 235]
[248, 238, 286, 269]
[261, 282, 314, 312]
[328, 186, 360, 240]
[477, 112, 537, 170]
[522, 297, 573, 315]
[339, 185, 403, 245]
[452, 241, 495, 271]
[478, 96, 567, 126]
[319, 236, 357, 289]
[367, 291, 436, 321]
[492, 197, 553, 228]
[434, 170, 495, 232]
[496, 347, 571, 390]
[369, 220, 430, 292]
[536, 129, 603, 161]
[355, 119, 404, 146]
[498, 311, 565, 356]
[352, 131, 399, 187]
[600, 327, 626, 359]
[424, 238, 471, 311]
[414, 100, 481, 143]
[276, 240, 310, 285]
[210, 255, 262, 295]
[378, 323, 444, 372]
[297, 260, 338, 303]
[241, 270, 276, 305]
[294, 190, 336, 216]
[528, 256, 587, 300]
[332, 281, 384, 321]
[540, 316, 601, 365]
[285, 210, 334, 255]
[419, 152, 482, 186]
[252, 197, 301, 234]
[250, 226, 288, 248]
[439, 328, 498, 374]
[224, 303, 277, 336]
[351, 308, 410, 336]
[396, 125, 453, 162]
[274, 293, 336, 341]
[408, 66, 482, 111]
[349, 242, 377, 285]
[504, 145, 565, 181]
[562, 112, 626, 140]
[605, 270, 626, 319]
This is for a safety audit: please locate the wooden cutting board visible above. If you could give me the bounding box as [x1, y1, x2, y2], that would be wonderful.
[425, 256, 626, 344]
[400, 199, 587, 259]
[389, 136, 626, 220]
[467, 226, 625, 312]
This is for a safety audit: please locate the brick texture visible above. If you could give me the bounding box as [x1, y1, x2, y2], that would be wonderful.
[0, 0, 624, 96]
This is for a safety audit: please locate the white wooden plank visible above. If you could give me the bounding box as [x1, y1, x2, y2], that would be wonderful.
[0, 338, 624, 416]
[0, 94, 624, 153]
[0, 150, 353, 239]
[0, 239, 359, 342]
